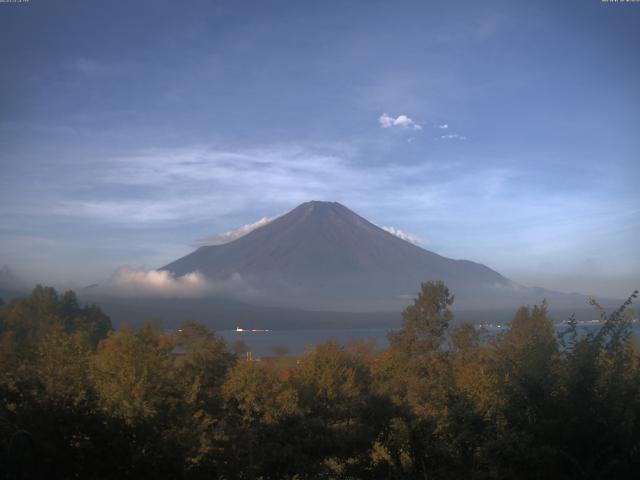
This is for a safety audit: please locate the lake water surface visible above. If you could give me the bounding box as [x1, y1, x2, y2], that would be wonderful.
[219, 324, 640, 357]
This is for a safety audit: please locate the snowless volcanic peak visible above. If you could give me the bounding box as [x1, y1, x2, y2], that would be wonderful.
[161, 201, 510, 311]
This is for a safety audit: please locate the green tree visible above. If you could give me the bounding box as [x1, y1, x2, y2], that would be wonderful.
[169, 321, 236, 473]
[0, 286, 111, 351]
[221, 359, 300, 479]
[91, 323, 175, 423]
[389, 280, 454, 354]
[36, 326, 92, 408]
[483, 302, 563, 477]
[554, 291, 640, 478]
[90, 323, 190, 477]
[375, 282, 482, 479]
[292, 340, 387, 478]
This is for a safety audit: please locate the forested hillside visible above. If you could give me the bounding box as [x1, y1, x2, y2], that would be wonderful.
[1, 283, 638, 479]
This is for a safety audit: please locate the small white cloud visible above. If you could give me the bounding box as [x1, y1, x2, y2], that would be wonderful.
[378, 113, 394, 128]
[381, 226, 423, 245]
[196, 212, 286, 247]
[379, 113, 422, 130]
[441, 133, 467, 140]
[437, 124, 449, 129]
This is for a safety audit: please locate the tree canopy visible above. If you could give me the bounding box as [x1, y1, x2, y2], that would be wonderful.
[1, 284, 638, 479]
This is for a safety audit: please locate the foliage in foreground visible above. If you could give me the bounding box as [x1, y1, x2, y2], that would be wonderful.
[1, 283, 639, 479]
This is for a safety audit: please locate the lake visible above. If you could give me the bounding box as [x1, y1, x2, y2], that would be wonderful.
[219, 323, 640, 357]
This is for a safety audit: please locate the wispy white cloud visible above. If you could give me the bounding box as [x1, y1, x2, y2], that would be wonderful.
[196, 212, 286, 246]
[379, 113, 422, 130]
[381, 226, 423, 245]
[441, 133, 466, 140]
[437, 124, 449, 129]
[27, 143, 511, 229]
[91, 266, 263, 299]
[47, 145, 355, 223]
[52, 200, 184, 223]
[101, 267, 212, 297]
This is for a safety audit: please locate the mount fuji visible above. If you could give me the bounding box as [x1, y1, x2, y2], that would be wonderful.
[160, 201, 576, 312]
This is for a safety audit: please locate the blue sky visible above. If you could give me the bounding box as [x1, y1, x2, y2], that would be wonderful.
[0, 0, 638, 298]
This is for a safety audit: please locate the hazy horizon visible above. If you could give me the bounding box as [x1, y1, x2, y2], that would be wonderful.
[1, 1, 639, 299]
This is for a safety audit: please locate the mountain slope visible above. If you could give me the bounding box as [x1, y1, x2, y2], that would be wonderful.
[162, 201, 512, 311]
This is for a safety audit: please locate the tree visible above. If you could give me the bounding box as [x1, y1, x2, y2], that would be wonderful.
[90, 323, 190, 478]
[36, 326, 92, 408]
[0, 286, 111, 351]
[376, 282, 486, 479]
[389, 280, 454, 354]
[168, 321, 236, 473]
[91, 324, 175, 423]
[221, 360, 301, 479]
[292, 340, 387, 477]
[555, 291, 640, 478]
